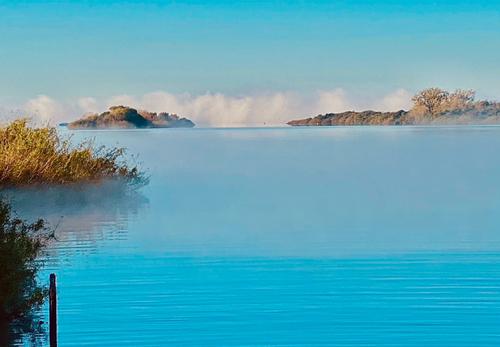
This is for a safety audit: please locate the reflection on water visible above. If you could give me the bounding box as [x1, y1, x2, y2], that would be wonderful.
[4, 126, 500, 346]
[1, 181, 148, 346]
[5, 181, 148, 256]
[0, 314, 46, 347]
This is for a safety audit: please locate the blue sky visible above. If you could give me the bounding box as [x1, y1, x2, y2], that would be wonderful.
[0, 1, 499, 124]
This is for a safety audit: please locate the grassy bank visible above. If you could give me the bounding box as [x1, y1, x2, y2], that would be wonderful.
[0, 119, 144, 188]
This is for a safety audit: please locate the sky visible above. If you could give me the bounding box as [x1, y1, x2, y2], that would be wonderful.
[0, 0, 499, 125]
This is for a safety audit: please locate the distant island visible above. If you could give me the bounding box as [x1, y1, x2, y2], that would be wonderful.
[68, 105, 195, 129]
[288, 88, 500, 126]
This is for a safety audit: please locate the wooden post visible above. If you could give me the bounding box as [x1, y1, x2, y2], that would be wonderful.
[49, 273, 57, 347]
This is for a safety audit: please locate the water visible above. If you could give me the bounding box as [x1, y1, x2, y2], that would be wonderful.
[7, 126, 500, 346]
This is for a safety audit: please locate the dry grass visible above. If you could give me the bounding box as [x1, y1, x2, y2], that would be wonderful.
[0, 119, 144, 188]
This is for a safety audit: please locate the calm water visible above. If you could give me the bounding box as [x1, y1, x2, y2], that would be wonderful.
[7, 126, 500, 346]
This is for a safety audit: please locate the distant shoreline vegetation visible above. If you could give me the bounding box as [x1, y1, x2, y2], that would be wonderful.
[0, 119, 145, 188]
[288, 88, 500, 126]
[67, 106, 195, 129]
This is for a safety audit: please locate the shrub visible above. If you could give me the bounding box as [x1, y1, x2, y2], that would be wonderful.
[0, 119, 145, 187]
[410, 88, 477, 118]
[411, 88, 450, 117]
[0, 199, 52, 321]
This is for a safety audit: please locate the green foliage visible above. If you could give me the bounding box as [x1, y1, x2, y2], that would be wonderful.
[0, 119, 146, 187]
[68, 105, 195, 129]
[0, 199, 52, 321]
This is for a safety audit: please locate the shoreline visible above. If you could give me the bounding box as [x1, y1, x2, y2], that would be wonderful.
[60, 123, 500, 130]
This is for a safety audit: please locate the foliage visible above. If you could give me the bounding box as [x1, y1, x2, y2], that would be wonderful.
[0, 119, 145, 187]
[445, 89, 476, 110]
[287, 110, 408, 126]
[410, 88, 477, 117]
[289, 87, 500, 126]
[68, 105, 195, 129]
[0, 199, 52, 321]
[411, 88, 450, 116]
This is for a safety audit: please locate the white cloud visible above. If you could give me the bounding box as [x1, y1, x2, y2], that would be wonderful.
[77, 97, 99, 113]
[106, 95, 138, 109]
[375, 88, 412, 111]
[24, 95, 66, 124]
[7, 89, 415, 126]
[100, 90, 354, 126]
[113, 91, 298, 126]
[314, 89, 352, 115]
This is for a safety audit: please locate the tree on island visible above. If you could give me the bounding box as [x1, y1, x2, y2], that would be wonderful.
[445, 89, 476, 110]
[411, 88, 476, 117]
[288, 87, 499, 126]
[411, 88, 449, 116]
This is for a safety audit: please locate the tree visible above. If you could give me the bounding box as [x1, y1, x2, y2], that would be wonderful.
[411, 88, 449, 116]
[0, 199, 52, 321]
[446, 89, 476, 110]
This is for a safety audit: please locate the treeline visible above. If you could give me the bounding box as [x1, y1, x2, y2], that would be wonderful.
[408, 88, 500, 123]
[288, 88, 500, 126]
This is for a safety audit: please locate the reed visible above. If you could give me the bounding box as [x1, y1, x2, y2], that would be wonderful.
[0, 119, 144, 187]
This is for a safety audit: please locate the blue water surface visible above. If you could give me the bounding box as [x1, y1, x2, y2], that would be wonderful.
[9, 126, 500, 346]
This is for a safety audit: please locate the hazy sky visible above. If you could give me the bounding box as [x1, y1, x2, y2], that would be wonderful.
[0, 0, 499, 124]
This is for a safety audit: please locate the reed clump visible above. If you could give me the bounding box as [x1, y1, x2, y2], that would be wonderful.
[0, 119, 144, 187]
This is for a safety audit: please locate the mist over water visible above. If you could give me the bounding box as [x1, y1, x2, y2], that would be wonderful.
[6, 126, 500, 346]
[5, 182, 148, 257]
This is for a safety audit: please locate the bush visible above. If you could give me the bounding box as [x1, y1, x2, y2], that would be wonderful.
[0, 199, 52, 321]
[410, 88, 477, 117]
[0, 119, 145, 187]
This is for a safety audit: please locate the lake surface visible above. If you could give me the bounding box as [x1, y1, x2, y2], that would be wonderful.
[7, 126, 500, 346]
